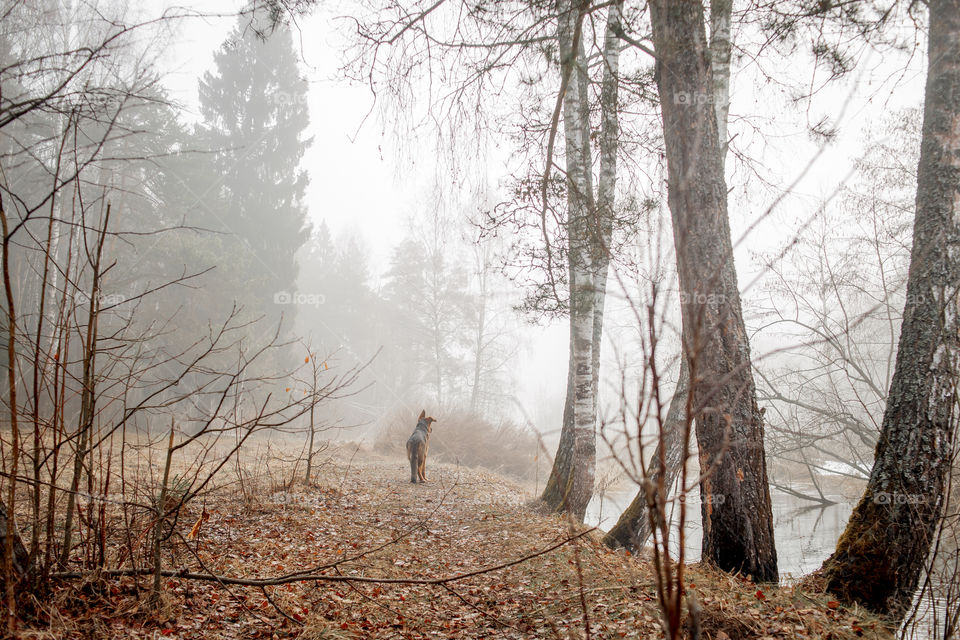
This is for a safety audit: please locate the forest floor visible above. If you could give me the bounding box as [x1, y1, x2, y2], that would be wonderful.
[22, 448, 894, 640]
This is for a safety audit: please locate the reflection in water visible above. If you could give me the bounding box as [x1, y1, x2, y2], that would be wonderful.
[585, 484, 853, 580]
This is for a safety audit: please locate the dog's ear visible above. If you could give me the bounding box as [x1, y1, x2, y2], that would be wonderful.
[418, 409, 426, 420]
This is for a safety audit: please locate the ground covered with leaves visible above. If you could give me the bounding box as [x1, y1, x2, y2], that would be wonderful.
[21, 451, 894, 639]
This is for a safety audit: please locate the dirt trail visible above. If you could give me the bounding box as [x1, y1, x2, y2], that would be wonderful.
[39, 453, 892, 639]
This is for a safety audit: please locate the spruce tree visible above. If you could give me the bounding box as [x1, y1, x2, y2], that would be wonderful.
[195, 16, 311, 328]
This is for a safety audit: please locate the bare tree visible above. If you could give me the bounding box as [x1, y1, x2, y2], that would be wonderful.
[540, 0, 597, 521]
[0, 3, 368, 625]
[541, 0, 625, 521]
[603, 0, 732, 552]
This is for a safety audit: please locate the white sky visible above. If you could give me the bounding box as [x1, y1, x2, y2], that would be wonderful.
[158, 1, 410, 269]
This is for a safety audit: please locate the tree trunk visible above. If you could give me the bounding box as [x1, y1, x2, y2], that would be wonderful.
[603, 0, 732, 554]
[59, 206, 110, 569]
[540, 0, 597, 521]
[1, 200, 23, 627]
[603, 360, 689, 551]
[470, 260, 488, 413]
[649, 0, 777, 581]
[821, 0, 960, 617]
[709, 0, 732, 161]
[590, 0, 622, 406]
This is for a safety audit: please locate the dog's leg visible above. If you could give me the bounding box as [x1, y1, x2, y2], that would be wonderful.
[418, 448, 428, 482]
[407, 444, 419, 483]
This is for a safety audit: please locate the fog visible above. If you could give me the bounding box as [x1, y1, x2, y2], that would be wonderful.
[140, 0, 928, 456]
[1, 0, 957, 637]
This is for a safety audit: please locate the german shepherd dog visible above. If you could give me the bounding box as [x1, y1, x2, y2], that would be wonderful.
[406, 410, 436, 483]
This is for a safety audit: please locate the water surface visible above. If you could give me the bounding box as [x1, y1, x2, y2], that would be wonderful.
[585, 483, 854, 580]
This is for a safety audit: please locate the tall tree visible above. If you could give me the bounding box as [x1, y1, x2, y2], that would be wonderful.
[648, 0, 777, 580]
[196, 16, 311, 326]
[821, 0, 960, 617]
[604, 0, 732, 553]
[382, 220, 473, 407]
[467, 234, 518, 415]
[540, 0, 620, 521]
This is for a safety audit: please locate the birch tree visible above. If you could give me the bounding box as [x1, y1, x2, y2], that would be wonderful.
[341, 1, 636, 520]
[540, 0, 622, 521]
[821, 0, 960, 616]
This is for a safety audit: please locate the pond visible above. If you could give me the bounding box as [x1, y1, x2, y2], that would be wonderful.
[585, 483, 855, 580]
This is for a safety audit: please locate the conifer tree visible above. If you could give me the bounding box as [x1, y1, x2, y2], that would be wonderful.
[195, 16, 312, 327]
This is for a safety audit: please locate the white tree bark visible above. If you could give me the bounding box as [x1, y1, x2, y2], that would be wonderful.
[562, 0, 597, 521]
[709, 0, 732, 162]
[542, 0, 597, 520]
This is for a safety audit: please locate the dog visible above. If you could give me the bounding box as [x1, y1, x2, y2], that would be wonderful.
[406, 409, 436, 483]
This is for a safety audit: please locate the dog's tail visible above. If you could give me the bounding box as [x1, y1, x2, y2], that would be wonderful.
[407, 440, 420, 483]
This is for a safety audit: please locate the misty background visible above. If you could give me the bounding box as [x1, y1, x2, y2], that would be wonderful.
[0, 0, 933, 576]
[154, 0, 926, 439]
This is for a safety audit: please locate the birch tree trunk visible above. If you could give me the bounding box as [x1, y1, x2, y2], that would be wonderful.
[590, 0, 622, 407]
[821, 0, 960, 617]
[540, 0, 597, 521]
[648, 0, 777, 581]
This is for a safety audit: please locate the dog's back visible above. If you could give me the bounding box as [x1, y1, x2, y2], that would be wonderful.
[406, 410, 435, 483]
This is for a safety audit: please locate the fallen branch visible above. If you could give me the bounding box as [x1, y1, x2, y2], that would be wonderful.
[770, 482, 837, 506]
[51, 528, 597, 587]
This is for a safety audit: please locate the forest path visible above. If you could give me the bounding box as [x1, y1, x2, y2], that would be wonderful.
[50, 452, 892, 639]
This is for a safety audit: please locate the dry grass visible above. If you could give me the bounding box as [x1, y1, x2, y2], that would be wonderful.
[372, 408, 539, 481]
